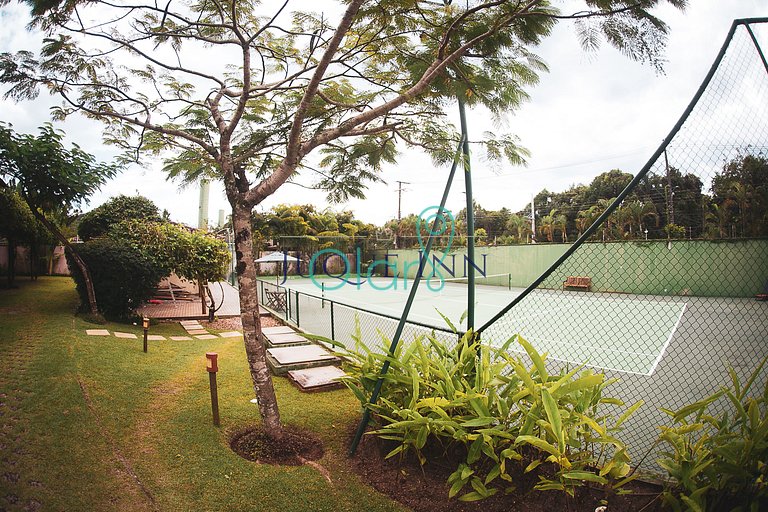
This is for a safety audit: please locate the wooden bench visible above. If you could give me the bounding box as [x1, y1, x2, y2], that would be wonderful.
[265, 290, 287, 311]
[563, 276, 592, 291]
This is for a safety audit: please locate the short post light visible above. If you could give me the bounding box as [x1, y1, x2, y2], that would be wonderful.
[142, 317, 149, 353]
[206, 352, 220, 426]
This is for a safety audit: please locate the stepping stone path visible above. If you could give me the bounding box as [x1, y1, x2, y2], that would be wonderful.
[113, 332, 138, 339]
[218, 331, 242, 338]
[287, 366, 346, 392]
[85, 329, 110, 336]
[170, 336, 192, 341]
[263, 325, 346, 391]
[264, 332, 310, 348]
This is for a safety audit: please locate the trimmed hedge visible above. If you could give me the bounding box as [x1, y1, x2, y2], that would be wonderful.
[67, 239, 164, 320]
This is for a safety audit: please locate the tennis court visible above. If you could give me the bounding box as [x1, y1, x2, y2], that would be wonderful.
[273, 275, 687, 376]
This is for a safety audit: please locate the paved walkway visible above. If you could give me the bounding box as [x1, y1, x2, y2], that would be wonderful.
[137, 281, 258, 320]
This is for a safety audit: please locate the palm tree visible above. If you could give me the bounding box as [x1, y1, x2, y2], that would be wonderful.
[576, 206, 600, 239]
[618, 200, 659, 238]
[713, 200, 736, 238]
[554, 212, 568, 242]
[539, 210, 555, 242]
[595, 198, 617, 241]
[729, 182, 750, 237]
[506, 214, 531, 243]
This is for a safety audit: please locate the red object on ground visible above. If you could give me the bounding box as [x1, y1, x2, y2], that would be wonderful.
[148, 299, 163, 304]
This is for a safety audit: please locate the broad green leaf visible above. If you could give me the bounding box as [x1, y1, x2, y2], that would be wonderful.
[467, 435, 484, 464]
[516, 435, 560, 456]
[460, 417, 495, 427]
[541, 388, 564, 452]
[560, 470, 608, 484]
[672, 391, 724, 422]
[615, 400, 644, 429]
[518, 336, 548, 381]
[553, 374, 604, 399]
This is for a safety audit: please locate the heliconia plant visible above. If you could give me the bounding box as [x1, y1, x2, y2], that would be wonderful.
[323, 318, 643, 502]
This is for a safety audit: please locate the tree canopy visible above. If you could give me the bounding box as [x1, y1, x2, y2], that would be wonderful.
[0, 122, 117, 311]
[78, 194, 162, 241]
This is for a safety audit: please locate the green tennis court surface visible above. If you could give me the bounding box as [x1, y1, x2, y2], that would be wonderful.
[274, 276, 688, 376]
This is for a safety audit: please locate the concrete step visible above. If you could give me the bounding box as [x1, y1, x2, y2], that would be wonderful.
[264, 332, 311, 348]
[266, 345, 339, 375]
[262, 326, 295, 335]
[287, 366, 346, 392]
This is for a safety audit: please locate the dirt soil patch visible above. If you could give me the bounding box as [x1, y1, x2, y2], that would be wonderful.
[348, 430, 664, 512]
[230, 425, 324, 466]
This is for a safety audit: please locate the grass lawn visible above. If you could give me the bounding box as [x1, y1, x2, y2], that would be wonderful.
[0, 277, 406, 512]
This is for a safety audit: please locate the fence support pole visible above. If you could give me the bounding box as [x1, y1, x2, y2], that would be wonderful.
[349, 136, 465, 456]
[330, 301, 335, 340]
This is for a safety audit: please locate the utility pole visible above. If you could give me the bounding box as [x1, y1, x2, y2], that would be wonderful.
[664, 150, 675, 225]
[396, 181, 410, 220]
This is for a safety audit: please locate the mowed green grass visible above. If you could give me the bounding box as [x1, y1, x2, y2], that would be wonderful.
[0, 277, 405, 512]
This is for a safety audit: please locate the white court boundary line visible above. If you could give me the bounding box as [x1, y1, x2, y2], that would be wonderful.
[648, 302, 688, 375]
[281, 278, 689, 376]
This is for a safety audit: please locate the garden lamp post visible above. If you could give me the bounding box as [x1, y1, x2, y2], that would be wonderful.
[206, 352, 220, 426]
[142, 317, 149, 353]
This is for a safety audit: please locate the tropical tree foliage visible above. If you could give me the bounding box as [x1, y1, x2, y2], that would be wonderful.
[252, 204, 376, 254]
[0, 122, 117, 312]
[421, 155, 766, 245]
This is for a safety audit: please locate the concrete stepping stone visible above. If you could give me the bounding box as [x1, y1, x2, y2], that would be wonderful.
[265, 332, 310, 348]
[170, 336, 192, 341]
[186, 329, 208, 335]
[218, 331, 242, 338]
[147, 335, 166, 341]
[85, 329, 110, 336]
[266, 345, 339, 375]
[287, 366, 346, 392]
[114, 332, 138, 339]
[179, 320, 199, 326]
[195, 334, 218, 340]
[262, 326, 295, 335]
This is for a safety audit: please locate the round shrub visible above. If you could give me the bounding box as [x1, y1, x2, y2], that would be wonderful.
[78, 195, 161, 241]
[67, 238, 164, 320]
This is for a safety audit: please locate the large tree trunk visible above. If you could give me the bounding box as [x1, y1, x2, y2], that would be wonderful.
[30, 208, 99, 315]
[232, 204, 283, 437]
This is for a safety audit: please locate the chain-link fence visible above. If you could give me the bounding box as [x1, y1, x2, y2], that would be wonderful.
[255, 19, 767, 473]
[474, 18, 768, 469]
[258, 279, 459, 352]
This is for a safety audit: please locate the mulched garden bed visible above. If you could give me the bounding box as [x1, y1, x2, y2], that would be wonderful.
[348, 429, 664, 512]
[230, 425, 324, 466]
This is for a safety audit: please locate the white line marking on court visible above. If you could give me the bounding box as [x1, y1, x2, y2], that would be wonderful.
[648, 302, 688, 376]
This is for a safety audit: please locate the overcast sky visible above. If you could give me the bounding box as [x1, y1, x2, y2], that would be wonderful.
[1, 1, 766, 228]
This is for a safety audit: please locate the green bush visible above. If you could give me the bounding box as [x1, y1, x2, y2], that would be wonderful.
[67, 239, 164, 320]
[657, 357, 768, 512]
[330, 324, 641, 501]
[77, 195, 161, 241]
